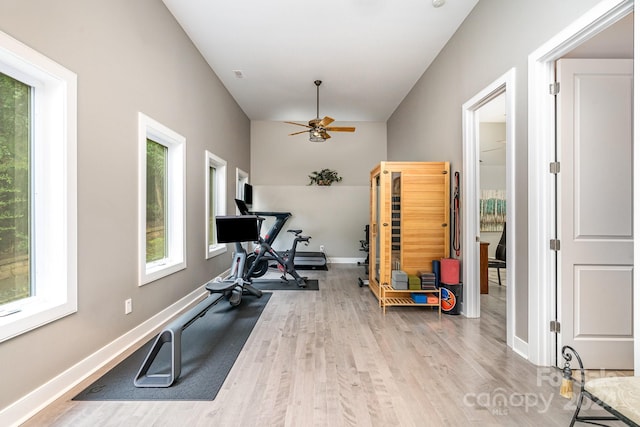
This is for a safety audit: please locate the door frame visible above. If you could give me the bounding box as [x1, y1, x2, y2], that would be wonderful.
[461, 68, 516, 350]
[527, 0, 635, 368]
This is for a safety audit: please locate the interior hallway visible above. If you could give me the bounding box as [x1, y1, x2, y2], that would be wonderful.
[23, 264, 606, 426]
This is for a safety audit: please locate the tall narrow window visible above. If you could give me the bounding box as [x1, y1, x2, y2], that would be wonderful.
[139, 113, 185, 285]
[208, 164, 217, 247]
[0, 30, 77, 342]
[146, 139, 168, 263]
[205, 151, 226, 259]
[0, 72, 31, 306]
[236, 168, 249, 212]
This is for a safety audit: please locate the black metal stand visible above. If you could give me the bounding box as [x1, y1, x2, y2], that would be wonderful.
[563, 346, 638, 427]
[357, 225, 369, 287]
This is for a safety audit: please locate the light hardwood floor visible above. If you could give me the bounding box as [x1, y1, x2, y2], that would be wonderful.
[23, 264, 609, 426]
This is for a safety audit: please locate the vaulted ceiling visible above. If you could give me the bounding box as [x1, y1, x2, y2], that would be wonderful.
[162, 0, 479, 122]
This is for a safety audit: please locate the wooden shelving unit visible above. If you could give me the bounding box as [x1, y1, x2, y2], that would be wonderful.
[381, 284, 441, 316]
[368, 162, 450, 313]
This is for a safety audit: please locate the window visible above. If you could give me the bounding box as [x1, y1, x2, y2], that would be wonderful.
[0, 73, 31, 306]
[138, 113, 185, 285]
[0, 31, 77, 342]
[205, 151, 227, 258]
[236, 167, 249, 212]
[146, 139, 168, 263]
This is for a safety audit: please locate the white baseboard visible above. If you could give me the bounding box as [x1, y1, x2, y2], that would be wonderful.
[327, 257, 363, 264]
[512, 335, 529, 360]
[0, 286, 209, 427]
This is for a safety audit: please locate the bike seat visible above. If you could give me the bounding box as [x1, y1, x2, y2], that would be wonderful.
[287, 229, 303, 235]
[206, 278, 241, 293]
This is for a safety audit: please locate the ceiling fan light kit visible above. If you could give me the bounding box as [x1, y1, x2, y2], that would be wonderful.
[285, 80, 356, 142]
[309, 130, 325, 143]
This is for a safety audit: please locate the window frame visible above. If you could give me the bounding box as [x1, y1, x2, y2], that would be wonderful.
[138, 113, 186, 285]
[205, 151, 227, 259]
[236, 167, 249, 213]
[0, 31, 77, 342]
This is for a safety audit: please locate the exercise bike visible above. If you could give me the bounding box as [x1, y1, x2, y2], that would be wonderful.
[206, 215, 264, 306]
[235, 199, 310, 287]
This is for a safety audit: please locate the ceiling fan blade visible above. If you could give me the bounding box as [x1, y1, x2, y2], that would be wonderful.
[285, 121, 311, 129]
[325, 126, 355, 132]
[321, 132, 331, 139]
[318, 116, 335, 127]
[289, 130, 310, 136]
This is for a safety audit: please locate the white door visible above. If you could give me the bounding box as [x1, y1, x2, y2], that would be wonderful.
[557, 58, 633, 369]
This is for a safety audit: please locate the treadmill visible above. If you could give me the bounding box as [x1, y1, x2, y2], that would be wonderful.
[234, 199, 327, 270]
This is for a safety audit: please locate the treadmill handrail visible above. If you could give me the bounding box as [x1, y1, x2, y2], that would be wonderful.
[247, 211, 292, 219]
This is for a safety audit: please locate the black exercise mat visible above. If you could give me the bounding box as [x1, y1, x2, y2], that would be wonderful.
[252, 279, 319, 291]
[73, 293, 271, 401]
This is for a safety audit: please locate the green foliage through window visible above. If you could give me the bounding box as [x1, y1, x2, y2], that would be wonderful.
[146, 139, 167, 263]
[0, 72, 31, 305]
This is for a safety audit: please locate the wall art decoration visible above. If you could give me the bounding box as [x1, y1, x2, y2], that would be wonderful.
[480, 189, 506, 232]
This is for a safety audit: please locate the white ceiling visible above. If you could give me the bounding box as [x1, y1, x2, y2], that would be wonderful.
[162, 0, 479, 122]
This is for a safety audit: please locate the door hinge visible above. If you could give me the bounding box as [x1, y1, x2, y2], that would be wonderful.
[550, 320, 561, 333]
[549, 82, 560, 96]
[549, 162, 560, 174]
[550, 239, 561, 251]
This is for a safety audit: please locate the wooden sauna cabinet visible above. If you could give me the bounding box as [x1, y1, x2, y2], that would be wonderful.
[368, 162, 450, 313]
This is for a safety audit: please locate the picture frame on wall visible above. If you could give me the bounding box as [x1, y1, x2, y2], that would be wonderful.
[480, 189, 506, 232]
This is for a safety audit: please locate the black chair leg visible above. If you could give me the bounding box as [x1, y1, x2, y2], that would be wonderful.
[496, 268, 502, 286]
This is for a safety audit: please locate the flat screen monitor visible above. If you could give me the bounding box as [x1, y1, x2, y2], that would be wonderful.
[215, 215, 260, 243]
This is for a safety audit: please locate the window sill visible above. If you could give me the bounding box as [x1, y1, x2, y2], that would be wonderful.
[141, 259, 187, 286]
[207, 244, 228, 259]
[0, 296, 76, 343]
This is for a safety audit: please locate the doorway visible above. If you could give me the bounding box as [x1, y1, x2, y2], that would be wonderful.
[527, 0, 635, 369]
[462, 69, 516, 350]
[478, 94, 507, 326]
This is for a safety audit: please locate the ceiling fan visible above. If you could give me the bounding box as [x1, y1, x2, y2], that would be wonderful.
[285, 80, 355, 142]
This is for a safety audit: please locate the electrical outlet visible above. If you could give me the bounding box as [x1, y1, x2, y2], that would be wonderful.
[320, 245, 325, 252]
[125, 298, 132, 315]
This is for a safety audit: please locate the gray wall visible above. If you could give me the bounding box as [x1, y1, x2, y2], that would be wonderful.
[250, 121, 386, 258]
[0, 0, 249, 411]
[387, 0, 602, 342]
